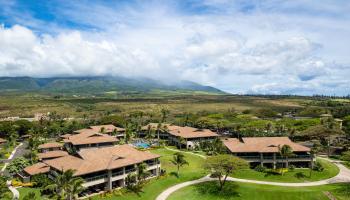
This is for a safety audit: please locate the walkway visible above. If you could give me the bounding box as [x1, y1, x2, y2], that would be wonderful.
[1, 143, 23, 172]
[156, 154, 350, 200]
[7, 180, 19, 200]
[1, 143, 23, 200]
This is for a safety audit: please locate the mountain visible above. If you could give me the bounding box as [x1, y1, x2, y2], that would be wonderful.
[0, 76, 225, 95]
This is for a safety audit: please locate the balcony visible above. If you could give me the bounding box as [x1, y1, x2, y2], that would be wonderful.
[125, 168, 136, 173]
[85, 174, 108, 182]
[112, 171, 124, 177]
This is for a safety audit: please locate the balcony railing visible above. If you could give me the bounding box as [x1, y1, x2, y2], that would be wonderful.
[125, 168, 136, 173]
[85, 174, 108, 182]
[239, 156, 260, 159]
[239, 155, 311, 160]
[112, 171, 124, 177]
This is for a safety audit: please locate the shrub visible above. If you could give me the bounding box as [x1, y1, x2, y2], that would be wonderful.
[254, 165, 266, 173]
[295, 172, 307, 179]
[288, 165, 295, 171]
[313, 161, 324, 172]
[341, 151, 350, 162]
[7, 157, 30, 175]
[31, 174, 53, 188]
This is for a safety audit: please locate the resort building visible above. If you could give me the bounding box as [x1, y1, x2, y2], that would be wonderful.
[167, 125, 219, 149]
[223, 137, 314, 168]
[141, 123, 219, 149]
[63, 131, 118, 151]
[90, 124, 125, 134]
[140, 123, 170, 139]
[38, 142, 63, 152]
[22, 145, 161, 192]
[37, 142, 68, 161]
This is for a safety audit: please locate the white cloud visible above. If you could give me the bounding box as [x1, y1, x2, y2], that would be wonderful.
[0, 0, 350, 95]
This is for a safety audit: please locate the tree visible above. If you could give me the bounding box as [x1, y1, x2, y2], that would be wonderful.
[137, 163, 150, 182]
[145, 125, 155, 143]
[178, 137, 186, 150]
[279, 145, 294, 172]
[204, 155, 248, 191]
[171, 152, 189, 177]
[125, 173, 143, 196]
[124, 123, 135, 144]
[45, 169, 84, 200]
[7, 157, 30, 175]
[161, 108, 170, 123]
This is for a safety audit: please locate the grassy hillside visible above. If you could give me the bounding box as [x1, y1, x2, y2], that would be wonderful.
[0, 76, 225, 95]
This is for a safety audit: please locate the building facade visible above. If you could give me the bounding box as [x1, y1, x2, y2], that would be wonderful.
[223, 137, 314, 168]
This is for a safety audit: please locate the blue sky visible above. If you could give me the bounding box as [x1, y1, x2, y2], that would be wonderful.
[0, 0, 350, 95]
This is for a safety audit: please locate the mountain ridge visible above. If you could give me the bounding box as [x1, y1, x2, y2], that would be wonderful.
[0, 76, 226, 95]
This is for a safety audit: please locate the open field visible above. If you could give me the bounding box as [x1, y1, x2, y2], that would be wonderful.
[0, 94, 307, 118]
[167, 181, 350, 200]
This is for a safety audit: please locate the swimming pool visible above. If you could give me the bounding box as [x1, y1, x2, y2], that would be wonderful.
[133, 142, 150, 149]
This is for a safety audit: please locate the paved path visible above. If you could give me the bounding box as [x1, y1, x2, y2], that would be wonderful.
[164, 146, 207, 159]
[0, 143, 24, 200]
[156, 156, 350, 200]
[7, 180, 19, 200]
[1, 143, 23, 172]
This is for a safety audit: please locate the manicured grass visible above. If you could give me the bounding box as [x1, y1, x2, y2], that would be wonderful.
[17, 187, 41, 200]
[167, 181, 350, 200]
[232, 159, 339, 183]
[90, 147, 206, 200]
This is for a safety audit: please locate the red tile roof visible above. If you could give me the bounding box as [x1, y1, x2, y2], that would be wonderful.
[38, 142, 63, 149]
[44, 145, 159, 176]
[167, 125, 219, 139]
[223, 137, 310, 153]
[24, 162, 50, 175]
[38, 150, 69, 160]
[90, 124, 125, 132]
[64, 131, 118, 145]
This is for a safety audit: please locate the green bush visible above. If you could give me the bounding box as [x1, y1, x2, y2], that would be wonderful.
[288, 165, 295, 171]
[254, 165, 266, 173]
[341, 151, 350, 162]
[313, 161, 324, 172]
[295, 172, 307, 179]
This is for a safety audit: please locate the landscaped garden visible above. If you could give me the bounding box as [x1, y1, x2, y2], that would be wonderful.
[14, 147, 346, 200]
[16, 147, 207, 200]
[232, 158, 339, 183]
[167, 181, 350, 200]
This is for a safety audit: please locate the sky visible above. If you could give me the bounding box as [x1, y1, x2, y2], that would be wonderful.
[0, 0, 350, 95]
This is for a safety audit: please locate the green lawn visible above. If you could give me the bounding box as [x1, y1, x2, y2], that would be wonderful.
[17, 187, 41, 200]
[168, 181, 350, 200]
[91, 147, 207, 200]
[17, 147, 206, 200]
[232, 159, 339, 183]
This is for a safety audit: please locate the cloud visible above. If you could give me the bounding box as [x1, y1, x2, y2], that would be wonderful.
[0, 0, 349, 95]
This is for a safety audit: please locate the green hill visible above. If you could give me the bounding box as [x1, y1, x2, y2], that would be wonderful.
[0, 76, 226, 96]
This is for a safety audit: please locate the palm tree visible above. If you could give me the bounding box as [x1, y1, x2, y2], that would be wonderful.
[145, 125, 155, 144]
[279, 145, 294, 173]
[178, 137, 186, 150]
[45, 169, 84, 200]
[137, 163, 150, 182]
[156, 122, 162, 146]
[171, 152, 189, 177]
[161, 108, 169, 123]
[289, 128, 296, 141]
[67, 178, 85, 200]
[124, 123, 135, 144]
